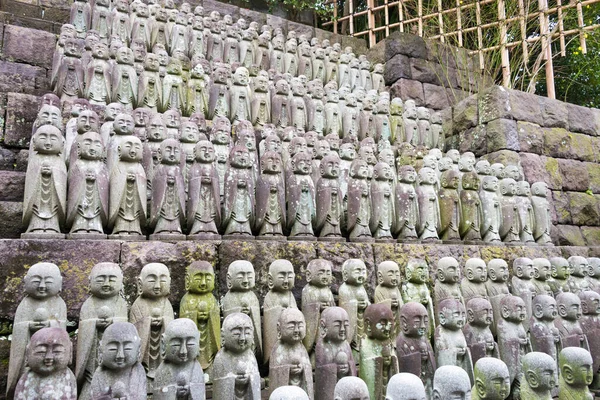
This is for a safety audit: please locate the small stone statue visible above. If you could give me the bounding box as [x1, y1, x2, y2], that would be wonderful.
[272, 79, 291, 129]
[54, 37, 85, 101]
[514, 181, 535, 243]
[7, 263, 67, 398]
[90, 322, 147, 399]
[370, 162, 396, 241]
[302, 259, 335, 354]
[360, 304, 399, 400]
[434, 257, 465, 310]
[290, 79, 308, 131]
[463, 298, 499, 365]
[186, 64, 210, 118]
[459, 171, 483, 241]
[85, 42, 111, 105]
[550, 257, 571, 296]
[529, 294, 560, 360]
[130, 263, 175, 382]
[161, 59, 185, 113]
[461, 258, 488, 305]
[269, 308, 314, 399]
[230, 67, 252, 124]
[106, 112, 136, 174]
[531, 258, 553, 296]
[403, 100, 419, 146]
[416, 167, 441, 241]
[315, 153, 345, 242]
[496, 295, 530, 397]
[385, 373, 426, 400]
[531, 182, 553, 245]
[555, 292, 590, 350]
[375, 261, 403, 337]
[558, 347, 594, 400]
[568, 256, 591, 293]
[395, 302, 436, 397]
[346, 159, 373, 241]
[111, 47, 138, 110]
[324, 88, 342, 136]
[255, 151, 286, 239]
[401, 259, 435, 336]
[23, 126, 67, 239]
[108, 136, 147, 239]
[76, 263, 128, 399]
[586, 258, 600, 294]
[222, 261, 262, 359]
[339, 259, 370, 353]
[223, 145, 255, 238]
[438, 169, 461, 241]
[179, 261, 220, 375]
[485, 259, 510, 335]
[153, 318, 205, 400]
[14, 327, 76, 400]
[137, 54, 162, 113]
[286, 151, 317, 240]
[270, 387, 310, 400]
[579, 290, 600, 390]
[394, 165, 419, 240]
[430, 112, 443, 149]
[479, 176, 502, 242]
[333, 377, 370, 400]
[520, 352, 557, 400]
[434, 299, 474, 382]
[511, 257, 536, 329]
[251, 73, 271, 129]
[499, 178, 522, 243]
[471, 357, 510, 400]
[212, 313, 261, 400]
[31, 103, 63, 140]
[432, 365, 472, 400]
[208, 66, 231, 120]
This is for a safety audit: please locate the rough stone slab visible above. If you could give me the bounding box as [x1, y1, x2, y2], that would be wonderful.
[507, 89, 543, 126]
[558, 159, 590, 192]
[409, 57, 441, 86]
[517, 121, 544, 154]
[478, 86, 511, 124]
[520, 153, 548, 189]
[0, 200, 22, 238]
[384, 53, 411, 86]
[552, 190, 572, 225]
[423, 83, 449, 110]
[3, 25, 55, 69]
[569, 192, 600, 226]
[0, 60, 47, 95]
[539, 97, 568, 129]
[452, 95, 478, 133]
[218, 240, 317, 305]
[238, 8, 267, 26]
[0, 171, 25, 201]
[587, 162, 600, 194]
[266, 14, 288, 34]
[458, 125, 486, 156]
[0, 148, 17, 170]
[203, 0, 240, 19]
[15, 149, 28, 171]
[435, 44, 458, 70]
[385, 31, 428, 61]
[486, 118, 519, 153]
[287, 21, 314, 39]
[439, 66, 459, 90]
[389, 78, 424, 106]
[569, 132, 595, 162]
[481, 150, 521, 168]
[582, 227, 600, 246]
[314, 28, 334, 43]
[559, 244, 589, 258]
[120, 240, 219, 309]
[553, 226, 586, 247]
[366, 39, 385, 65]
[0, 239, 121, 319]
[341, 36, 368, 55]
[446, 88, 470, 106]
[542, 127, 572, 159]
[4, 92, 38, 148]
[567, 102, 599, 136]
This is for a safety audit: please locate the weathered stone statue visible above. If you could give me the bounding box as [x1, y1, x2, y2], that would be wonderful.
[272, 79, 291, 129]
[341, 93, 359, 139]
[137, 53, 162, 113]
[286, 151, 316, 240]
[345, 159, 372, 241]
[579, 290, 600, 390]
[520, 352, 557, 400]
[208, 66, 230, 120]
[374, 261, 403, 337]
[106, 112, 136, 175]
[263, 260, 297, 364]
[316, 153, 345, 242]
[463, 298, 498, 365]
[459, 171, 482, 241]
[395, 302, 436, 396]
[531, 182, 553, 245]
[479, 176, 502, 242]
[289, 79, 308, 131]
[229, 67, 252, 124]
[90, 322, 147, 399]
[212, 313, 261, 400]
[511, 257, 536, 329]
[485, 259, 510, 335]
[555, 292, 589, 350]
[460, 258, 488, 304]
[402, 100, 419, 146]
[498, 178, 522, 243]
[370, 162, 396, 242]
[529, 294, 560, 361]
[251, 73, 271, 129]
[333, 377, 369, 400]
[179, 261, 220, 376]
[185, 63, 210, 118]
[430, 112, 443, 149]
[130, 263, 174, 382]
[393, 165, 419, 240]
[434, 299, 474, 382]
[7, 263, 67, 398]
[338, 259, 370, 354]
[558, 347, 594, 400]
[416, 167, 441, 241]
[402, 259, 435, 335]
[269, 309, 314, 399]
[14, 327, 76, 400]
[432, 363, 472, 400]
[85, 42, 111, 105]
[513, 181, 535, 243]
[434, 257, 465, 311]
[161, 59, 185, 113]
[153, 318, 205, 400]
[496, 295, 530, 397]
[32, 103, 63, 141]
[111, 47, 138, 110]
[531, 258, 553, 296]
[76, 262, 128, 399]
[324, 88, 342, 136]
[358, 97, 375, 142]
[270, 387, 310, 400]
[384, 373, 425, 400]
[550, 256, 571, 296]
[179, 121, 202, 185]
[54, 37, 85, 102]
[471, 358, 510, 400]
[360, 304, 399, 400]
[438, 169, 461, 241]
[222, 145, 255, 238]
[255, 151, 286, 239]
[222, 260, 262, 359]
[586, 258, 600, 294]
[302, 259, 335, 354]
[568, 256, 591, 293]
[389, 98, 404, 144]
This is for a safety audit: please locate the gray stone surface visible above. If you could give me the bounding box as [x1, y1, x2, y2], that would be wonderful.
[486, 118, 519, 153]
[389, 78, 424, 106]
[478, 86, 511, 124]
[517, 121, 544, 154]
[540, 97, 568, 129]
[0, 171, 24, 201]
[409, 57, 441, 85]
[424, 83, 450, 110]
[3, 92, 38, 148]
[2, 25, 55, 68]
[0, 60, 48, 95]
[385, 31, 428, 61]
[508, 89, 543, 126]
[0, 148, 17, 170]
[0, 200, 22, 238]
[288, 20, 314, 39]
[239, 8, 267, 26]
[552, 190, 572, 225]
[384, 53, 411, 85]
[567, 103, 599, 136]
[569, 192, 600, 226]
[558, 159, 590, 192]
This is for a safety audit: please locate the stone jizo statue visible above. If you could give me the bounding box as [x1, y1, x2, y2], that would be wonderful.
[529, 294, 560, 360]
[463, 298, 498, 365]
[385, 373, 426, 400]
[520, 352, 557, 400]
[471, 357, 510, 400]
[555, 292, 589, 350]
[375, 261, 403, 337]
[558, 347, 594, 400]
[339, 259, 370, 353]
[432, 365, 471, 400]
[434, 298, 473, 383]
[333, 377, 369, 400]
[460, 258, 488, 305]
[550, 256, 571, 296]
[302, 259, 335, 354]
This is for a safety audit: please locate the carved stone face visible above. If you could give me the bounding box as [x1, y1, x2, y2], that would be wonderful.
[228, 261, 255, 291]
[292, 152, 311, 175]
[350, 159, 369, 179]
[407, 260, 428, 284]
[188, 267, 214, 294]
[278, 309, 306, 344]
[195, 140, 215, 163]
[533, 259, 552, 281]
[551, 258, 570, 279]
[90, 263, 123, 299]
[233, 67, 249, 86]
[27, 328, 71, 377]
[374, 162, 393, 181]
[116, 47, 133, 65]
[399, 166, 417, 184]
[515, 258, 534, 279]
[25, 263, 62, 300]
[307, 259, 333, 287]
[77, 111, 99, 134]
[321, 155, 340, 178]
[500, 178, 517, 196]
[418, 167, 437, 185]
[439, 300, 466, 330]
[100, 323, 141, 371]
[64, 38, 81, 57]
[113, 113, 134, 135]
[139, 263, 171, 299]
[401, 303, 429, 338]
[438, 258, 460, 283]
[465, 259, 487, 282]
[502, 297, 527, 322]
[343, 260, 367, 285]
[558, 294, 582, 321]
[79, 132, 104, 160]
[461, 172, 479, 190]
[365, 304, 393, 340]
[488, 260, 509, 282]
[482, 176, 499, 192]
[467, 299, 493, 327]
[534, 295, 557, 320]
[262, 152, 282, 174]
[223, 313, 253, 354]
[164, 319, 200, 364]
[160, 139, 181, 165]
[33, 126, 64, 155]
[268, 260, 294, 292]
[321, 307, 349, 342]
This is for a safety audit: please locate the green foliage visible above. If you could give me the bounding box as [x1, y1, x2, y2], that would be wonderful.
[266, 0, 334, 20]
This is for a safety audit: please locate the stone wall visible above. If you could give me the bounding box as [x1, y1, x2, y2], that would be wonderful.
[445, 86, 600, 246]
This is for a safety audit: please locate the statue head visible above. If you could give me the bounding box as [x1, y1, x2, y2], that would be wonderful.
[233, 67, 250, 86]
[117, 136, 143, 162]
[475, 160, 491, 176]
[358, 146, 376, 165]
[522, 352, 557, 393]
[77, 110, 100, 134]
[25, 262, 63, 300]
[437, 157, 452, 172]
[349, 159, 369, 180]
[499, 178, 517, 196]
[341, 259, 367, 286]
[222, 312, 254, 354]
[438, 299, 466, 330]
[490, 163, 504, 178]
[373, 162, 393, 182]
[513, 257, 534, 279]
[270, 386, 310, 400]
[26, 327, 72, 377]
[364, 304, 394, 340]
[320, 306, 350, 343]
[587, 257, 600, 279]
[89, 262, 123, 299]
[406, 259, 429, 284]
[180, 121, 200, 144]
[339, 143, 356, 161]
[40, 93, 60, 109]
[466, 298, 493, 327]
[333, 377, 369, 400]
[116, 46, 133, 65]
[37, 104, 63, 131]
[437, 257, 460, 284]
[277, 308, 306, 344]
[99, 322, 141, 371]
[260, 151, 282, 174]
[385, 373, 426, 400]
[532, 294, 557, 321]
[559, 347, 593, 388]
[194, 140, 215, 163]
[502, 165, 521, 181]
[422, 155, 437, 170]
[162, 318, 199, 365]
[481, 176, 499, 192]
[264, 134, 282, 154]
[147, 114, 166, 142]
[532, 258, 551, 282]
[557, 292, 582, 321]
[320, 153, 341, 179]
[113, 113, 134, 136]
[417, 167, 437, 186]
[400, 302, 429, 338]
[229, 145, 251, 169]
[32, 125, 64, 155]
[432, 365, 471, 400]
[138, 263, 171, 299]
[516, 181, 531, 197]
[306, 259, 333, 288]
[185, 261, 214, 295]
[268, 259, 295, 293]
[275, 79, 290, 95]
[398, 165, 417, 184]
[377, 261, 400, 288]
[314, 140, 331, 160]
[291, 151, 312, 175]
[64, 37, 82, 57]
[159, 138, 181, 165]
[473, 357, 510, 400]
[464, 258, 487, 283]
[568, 256, 589, 278]
[104, 103, 123, 122]
[500, 295, 527, 323]
[550, 257, 570, 280]
[531, 181, 548, 197]
[461, 171, 480, 191]
[227, 260, 255, 291]
[445, 149, 459, 163]
[579, 291, 600, 315]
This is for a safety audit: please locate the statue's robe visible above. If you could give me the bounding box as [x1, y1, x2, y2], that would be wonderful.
[315, 338, 356, 400]
[462, 324, 499, 365]
[222, 291, 262, 358]
[15, 368, 76, 400]
[255, 172, 285, 237]
[346, 177, 372, 239]
[111, 63, 138, 109]
[187, 161, 221, 236]
[186, 76, 209, 118]
[138, 70, 162, 113]
[212, 349, 260, 400]
[222, 165, 255, 236]
[416, 184, 440, 240]
[395, 333, 435, 397]
[90, 363, 146, 400]
[108, 161, 147, 234]
[434, 327, 474, 384]
[339, 284, 370, 352]
[150, 164, 186, 234]
[479, 189, 502, 242]
[370, 179, 395, 239]
[286, 173, 316, 238]
[208, 81, 230, 120]
[179, 293, 220, 370]
[394, 182, 419, 239]
[438, 187, 461, 241]
[85, 59, 111, 105]
[315, 177, 343, 239]
[459, 188, 482, 241]
[263, 291, 297, 364]
[301, 285, 335, 352]
[67, 159, 109, 235]
[359, 338, 399, 400]
[153, 360, 205, 400]
[268, 342, 314, 400]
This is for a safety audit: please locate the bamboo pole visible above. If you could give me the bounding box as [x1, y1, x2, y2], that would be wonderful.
[557, 0, 566, 56]
[476, 0, 484, 70]
[333, 0, 338, 34]
[539, 0, 555, 98]
[576, 0, 588, 53]
[517, 0, 528, 64]
[349, 0, 355, 35]
[367, 0, 376, 46]
[398, 0, 404, 32]
[438, 0, 445, 43]
[498, 0, 511, 87]
[418, 0, 423, 36]
[385, 0, 390, 37]
[456, 0, 463, 47]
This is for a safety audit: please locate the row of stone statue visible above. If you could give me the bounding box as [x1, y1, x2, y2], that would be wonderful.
[8, 256, 600, 399]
